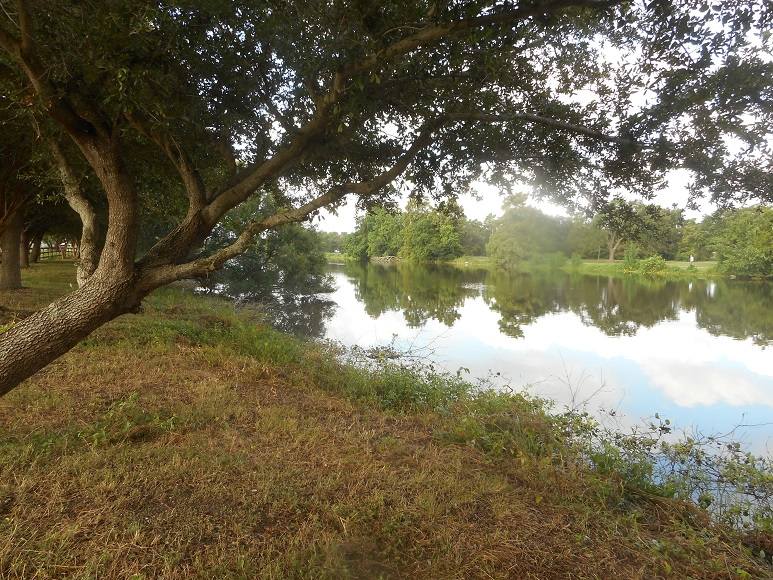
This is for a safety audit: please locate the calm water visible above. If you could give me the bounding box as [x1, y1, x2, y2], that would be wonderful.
[293, 262, 773, 452]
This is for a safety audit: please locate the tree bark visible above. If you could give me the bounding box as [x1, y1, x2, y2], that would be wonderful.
[0, 212, 23, 290]
[30, 235, 42, 263]
[49, 138, 101, 286]
[0, 272, 140, 396]
[19, 229, 30, 268]
[607, 235, 622, 261]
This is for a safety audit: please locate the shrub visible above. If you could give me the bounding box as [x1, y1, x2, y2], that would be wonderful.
[636, 255, 668, 275]
[623, 244, 640, 270]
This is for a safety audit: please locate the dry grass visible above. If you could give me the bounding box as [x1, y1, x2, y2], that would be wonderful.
[0, 263, 769, 579]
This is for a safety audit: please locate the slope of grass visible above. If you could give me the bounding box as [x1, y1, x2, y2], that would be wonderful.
[426, 256, 722, 279]
[0, 263, 770, 579]
[573, 259, 719, 279]
[324, 252, 355, 264]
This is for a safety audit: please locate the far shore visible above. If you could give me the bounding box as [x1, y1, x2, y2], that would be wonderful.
[324, 253, 732, 280]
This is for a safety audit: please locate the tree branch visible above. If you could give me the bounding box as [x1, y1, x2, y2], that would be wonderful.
[139, 120, 440, 289]
[47, 136, 101, 285]
[201, 0, 623, 226]
[444, 111, 636, 146]
[125, 111, 207, 208]
[135, 0, 628, 270]
[344, 0, 624, 77]
[15, 0, 31, 54]
[214, 137, 238, 178]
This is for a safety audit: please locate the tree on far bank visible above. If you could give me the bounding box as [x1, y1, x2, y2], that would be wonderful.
[486, 194, 567, 269]
[400, 204, 463, 261]
[460, 217, 494, 256]
[636, 205, 684, 260]
[318, 232, 349, 254]
[677, 220, 712, 261]
[594, 197, 645, 261]
[711, 206, 772, 277]
[566, 217, 607, 259]
[344, 203, 464, 261]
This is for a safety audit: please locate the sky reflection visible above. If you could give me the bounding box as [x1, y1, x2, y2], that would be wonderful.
[316, 266, 773, 453]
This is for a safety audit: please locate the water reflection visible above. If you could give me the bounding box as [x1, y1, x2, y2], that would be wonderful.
[337, 262, 771, 346]
[304, 263, 772, 451]
[346, 262, 479, 327]
[200, 266, 336, 339]
[256, 294, 337, 338]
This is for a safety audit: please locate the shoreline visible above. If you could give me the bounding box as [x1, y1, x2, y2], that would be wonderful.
[327, 253, 729, 280]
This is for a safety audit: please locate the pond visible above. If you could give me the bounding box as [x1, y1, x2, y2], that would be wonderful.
[278, 262, 773, 453]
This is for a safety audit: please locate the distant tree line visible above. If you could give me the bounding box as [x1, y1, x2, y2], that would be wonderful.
[344, 200, 493, 262]
[318, 232, 349, 254]
[486, 194, 689, 266]
[343, 195, 772, 277]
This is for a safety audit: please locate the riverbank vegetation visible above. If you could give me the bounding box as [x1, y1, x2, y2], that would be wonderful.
[1, 262, 771, 578]
[341, 198, 772, 279]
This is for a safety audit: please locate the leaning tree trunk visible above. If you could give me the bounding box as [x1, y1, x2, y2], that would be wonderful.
[19, 229, 30, 268]
[30, 235, 42, 263]
[0, 272, 141, 396]
[0, 212, 23, 290]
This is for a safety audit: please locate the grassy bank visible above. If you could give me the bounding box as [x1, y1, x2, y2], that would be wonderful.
[570, 259, 719, 279]
[445, 255, 721, 279]
[1, 262, 771, 578]
[324, 251, 355, 264]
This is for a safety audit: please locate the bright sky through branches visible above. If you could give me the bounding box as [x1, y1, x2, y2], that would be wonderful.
[317, 168, 710, 233]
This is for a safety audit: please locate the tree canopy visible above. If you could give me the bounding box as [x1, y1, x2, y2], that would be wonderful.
[0, 0, 771, 395]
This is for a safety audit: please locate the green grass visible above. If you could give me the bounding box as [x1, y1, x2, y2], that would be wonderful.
[431, 256, 722, 279]
[0, 263, 770, 578]
[568, 259, 719, 279]
[324, 252, 354, 264]
[666, 260, 716, 271]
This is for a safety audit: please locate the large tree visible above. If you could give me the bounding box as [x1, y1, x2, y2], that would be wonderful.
[0, 0, 770, 395]
[0, 115, 38, 290]
[594, 197, 645, 261]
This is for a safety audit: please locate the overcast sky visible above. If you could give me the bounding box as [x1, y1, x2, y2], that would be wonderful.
[314, 168, 714, 233]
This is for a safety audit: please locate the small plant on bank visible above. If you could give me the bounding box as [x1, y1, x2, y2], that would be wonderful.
[622, 245, 640, 271]
[77, 393, 179, 447]
[636, 255, 669, 275]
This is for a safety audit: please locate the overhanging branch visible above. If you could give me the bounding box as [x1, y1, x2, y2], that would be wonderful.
[202, 0, 624, 225]
[445, 111, 636, 146]
[140, 120, 440, 289]
[125, 111, 207, 208]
